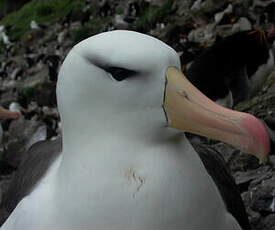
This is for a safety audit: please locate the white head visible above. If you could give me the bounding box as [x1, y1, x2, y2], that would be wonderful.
[57, 31, 180, 150]
[57, 30, 270, 163]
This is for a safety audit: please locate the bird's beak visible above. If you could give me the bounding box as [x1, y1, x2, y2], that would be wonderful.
[163, 67, 270, 163]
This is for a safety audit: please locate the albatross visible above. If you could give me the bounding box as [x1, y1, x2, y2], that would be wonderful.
[0, 30, 270, 230]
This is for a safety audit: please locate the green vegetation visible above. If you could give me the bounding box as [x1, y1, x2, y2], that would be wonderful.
[72, 25, 92, 44]
[133, 1, 174, 32]
[0, 0, 173, 46]
[72, 17, 111, 44]
[115, 7, 124, 15]
[0, 0, 86, 40]
[0, 0, 5, 16]
[36, 4, 54, 17]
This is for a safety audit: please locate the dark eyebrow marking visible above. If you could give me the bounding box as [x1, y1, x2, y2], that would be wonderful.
[105, 67, 137, 81]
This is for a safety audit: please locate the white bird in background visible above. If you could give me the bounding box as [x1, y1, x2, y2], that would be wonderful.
[0, 26, 11, 47]
[30, 20, 41, 30]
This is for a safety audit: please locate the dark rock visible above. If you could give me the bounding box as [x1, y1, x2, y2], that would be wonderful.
[3, 119, 47, 167]
[10, 68, 23, 80]
[0, 91, 18, 108]
[246, 206, 262, 227]
[241, 174, 275, 215]
[259, 214, 275, 230]
[18, 66, 57, 107]
[44, 55, 60, 82]
[234, 166, 272, 192]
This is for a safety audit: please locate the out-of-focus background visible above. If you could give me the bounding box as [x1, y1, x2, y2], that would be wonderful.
[0, 0, 274, 229]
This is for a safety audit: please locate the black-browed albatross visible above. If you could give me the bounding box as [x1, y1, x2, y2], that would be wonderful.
[0, 30, 270, 230]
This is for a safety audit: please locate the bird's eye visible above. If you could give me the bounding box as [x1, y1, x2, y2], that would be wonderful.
[105, 67, 137, 81]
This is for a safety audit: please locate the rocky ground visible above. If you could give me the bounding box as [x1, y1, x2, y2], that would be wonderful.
[0, 0, 274, 229]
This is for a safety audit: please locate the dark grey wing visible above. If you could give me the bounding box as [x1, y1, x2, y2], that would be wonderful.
[194, 144, 251, 230]
[0, 137, 62, 224]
